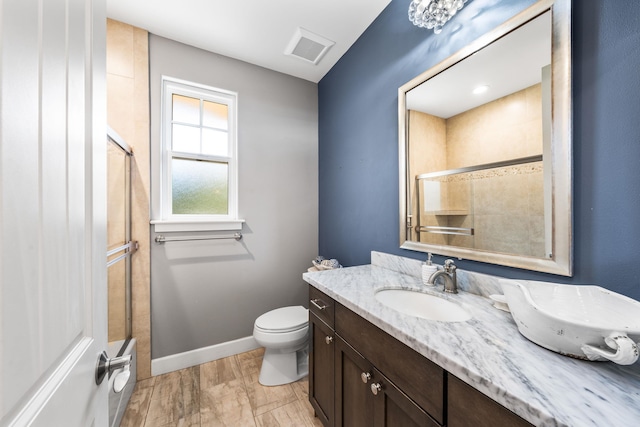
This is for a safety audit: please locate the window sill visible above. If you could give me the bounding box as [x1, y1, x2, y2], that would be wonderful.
[150, 219, 245, 233]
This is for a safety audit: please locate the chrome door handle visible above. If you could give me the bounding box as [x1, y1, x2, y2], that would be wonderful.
[95, 351, 132, 385]
[371, 383, 382, 395]
[310, 299, 328, 310]
[325, 335, 333, 345]
[361, 372, 372, 383]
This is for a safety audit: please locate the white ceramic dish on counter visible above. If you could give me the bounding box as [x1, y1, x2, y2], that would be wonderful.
[499, 279, 640, 365]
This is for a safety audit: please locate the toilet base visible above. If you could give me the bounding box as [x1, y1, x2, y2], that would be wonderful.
[259, 347, 309, 386]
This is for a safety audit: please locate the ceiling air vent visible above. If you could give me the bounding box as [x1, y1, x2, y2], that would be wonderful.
[284, 27, 335, 65]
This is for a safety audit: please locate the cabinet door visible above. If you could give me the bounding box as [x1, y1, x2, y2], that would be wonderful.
[310, 312, 335, 426]
[335, 337, 374, 427]
[371, 368, 441, 427]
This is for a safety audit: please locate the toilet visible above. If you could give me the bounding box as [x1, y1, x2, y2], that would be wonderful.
[253, 306, 309, 386]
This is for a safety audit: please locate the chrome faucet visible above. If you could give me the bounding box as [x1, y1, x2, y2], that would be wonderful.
[428, 259, 458, 294]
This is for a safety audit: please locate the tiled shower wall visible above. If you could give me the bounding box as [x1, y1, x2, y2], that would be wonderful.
[106, 19, 152, 380]
[446, 84, 542, 168]
[408, 110, 447, 246]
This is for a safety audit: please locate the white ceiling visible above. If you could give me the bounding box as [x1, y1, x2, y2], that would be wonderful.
[106, 0, 392, 83]
[406, 11, 551, 118]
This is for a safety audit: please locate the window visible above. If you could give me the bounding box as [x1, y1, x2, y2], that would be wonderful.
[156, 77, 241, 230]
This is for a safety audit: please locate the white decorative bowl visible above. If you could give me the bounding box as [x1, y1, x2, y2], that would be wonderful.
[499, 279, 640, 365]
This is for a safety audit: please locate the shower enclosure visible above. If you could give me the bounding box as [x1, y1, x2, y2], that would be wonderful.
[107, 127, 137, 426]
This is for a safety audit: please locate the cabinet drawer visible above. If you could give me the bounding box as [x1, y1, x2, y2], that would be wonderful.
[448, 374, 533, 427]
[309, 286, 335, 328]
[336, 303, 445, 425]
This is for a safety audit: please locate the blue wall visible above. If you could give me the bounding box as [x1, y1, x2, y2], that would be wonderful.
[318, 0, 640, 299]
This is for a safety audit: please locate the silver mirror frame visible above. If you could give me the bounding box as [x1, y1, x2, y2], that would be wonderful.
[398, 0, 572, 276]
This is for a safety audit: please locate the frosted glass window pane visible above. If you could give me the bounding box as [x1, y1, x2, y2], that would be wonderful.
[202, 128, 228, 157]
[172, 94, 200, 124]
[203, 101, 228, 129]
[172, 158, 228, 215]
[172, 124, 200, 154]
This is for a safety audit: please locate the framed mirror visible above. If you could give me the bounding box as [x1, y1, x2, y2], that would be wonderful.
[398, 0, 572, 276]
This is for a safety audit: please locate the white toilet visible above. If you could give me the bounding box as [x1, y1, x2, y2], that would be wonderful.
[253, 305, 309, 386]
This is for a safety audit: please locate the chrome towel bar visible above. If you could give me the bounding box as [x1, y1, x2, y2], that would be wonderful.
[107, 241, 139, 267]
[155, 233, 242, 243]
[417, 226, 474, 236]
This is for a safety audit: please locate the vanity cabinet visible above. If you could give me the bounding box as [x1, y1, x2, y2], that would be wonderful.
[309, 285, 442, 427]
[309, 285, 534, 427]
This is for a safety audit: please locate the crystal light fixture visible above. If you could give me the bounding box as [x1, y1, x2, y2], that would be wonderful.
[408, 0, 468, 34]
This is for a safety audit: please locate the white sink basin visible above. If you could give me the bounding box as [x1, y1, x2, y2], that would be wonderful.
[500, 279, 640, 365]
[375, 289, 472, 322]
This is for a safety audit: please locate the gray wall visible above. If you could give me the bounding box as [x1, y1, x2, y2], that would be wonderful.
[149, 35, 318, 359]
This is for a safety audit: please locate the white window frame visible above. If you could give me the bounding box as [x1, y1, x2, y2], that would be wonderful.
[152, 76, 242, 232]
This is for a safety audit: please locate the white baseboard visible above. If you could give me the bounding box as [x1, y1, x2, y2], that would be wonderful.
[151, 336, 260, 376]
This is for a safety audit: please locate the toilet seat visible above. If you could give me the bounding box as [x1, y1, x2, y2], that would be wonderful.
[254, 306, 308, 333]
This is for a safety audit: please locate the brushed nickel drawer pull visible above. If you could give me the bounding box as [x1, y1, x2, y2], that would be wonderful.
[325, 335, 333, 345]
[310, 298, 328, 310]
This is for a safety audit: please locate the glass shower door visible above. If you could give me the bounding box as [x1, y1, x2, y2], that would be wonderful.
[107, 129, 136, 349]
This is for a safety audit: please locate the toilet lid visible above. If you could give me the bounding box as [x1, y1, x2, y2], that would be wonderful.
[255, 306, 308, 333]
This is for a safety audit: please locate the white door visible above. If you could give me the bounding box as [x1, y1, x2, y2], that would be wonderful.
[0, 0, 108, 426]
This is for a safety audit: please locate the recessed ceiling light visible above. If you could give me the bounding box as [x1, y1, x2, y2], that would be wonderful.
[472, 85, 490, 95]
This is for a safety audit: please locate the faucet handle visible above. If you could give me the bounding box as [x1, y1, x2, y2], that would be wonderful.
[444, 259, 456, 271]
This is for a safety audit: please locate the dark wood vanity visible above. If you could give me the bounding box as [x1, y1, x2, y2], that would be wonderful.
[309, 285, 533, 427]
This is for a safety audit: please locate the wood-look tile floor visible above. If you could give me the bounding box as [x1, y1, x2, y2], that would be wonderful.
[120, 348, 323, 427]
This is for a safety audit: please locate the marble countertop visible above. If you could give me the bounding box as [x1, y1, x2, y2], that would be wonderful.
[303, 254, 640, 427]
